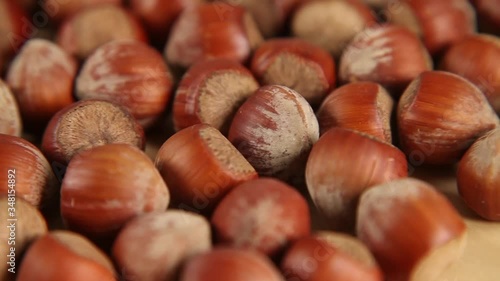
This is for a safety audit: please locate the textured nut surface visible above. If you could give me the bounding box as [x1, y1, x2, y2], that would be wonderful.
[42, 100, 145, 165]
[0, 134, 57, 208]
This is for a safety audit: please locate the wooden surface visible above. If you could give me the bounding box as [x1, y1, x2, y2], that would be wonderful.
[412, 168, 500, 281]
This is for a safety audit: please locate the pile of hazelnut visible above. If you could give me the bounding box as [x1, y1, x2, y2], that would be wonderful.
[0, 0, 499, 280]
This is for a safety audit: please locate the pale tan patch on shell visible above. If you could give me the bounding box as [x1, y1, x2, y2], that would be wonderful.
[292, 1, 368, 56]
[0, 80, 22, 136]
[199, 126, 256, 175]
[72, 6, 138, 58]
[56, 101, 143, 162]
[262, 53, 327, 105]
[198, 71, 259, 132]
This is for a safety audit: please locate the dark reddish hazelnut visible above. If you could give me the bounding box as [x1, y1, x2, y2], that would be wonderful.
[470, 0, 500, 35]
[440, 34, 500, 112]
[384, 0, 476, 56]
[357, 178, 467, 281]
[6, 39, 77, 129]
[173, 59, 259, 134]
[129, 0, 204, 46]
[251, 38, 336, 107]
[339, 24, 432, 95]
[281, 236, 383, 281]
[228, 85, 319, 180]
[316, 82, 393, 142]
[179, 248, 283, 281]
[165, 3, 263, 68]
[305, 128, 408, 230]
[155, 124, 258, 214]
[18, 0, 36, 11]
[42, 100, 145, 166]
[457, 128, 500, 221]
[60, 144, 169, 239]
[291, 0, 377, 58]
[0, 0, 27, 73]
[398, 71, 499, 165]
[57, 5, 147, 60]
[17, 231, 117, 281]
[76, 40, 173, 128]
[211, 178, 311, 258]
[0, 134, 57, 209]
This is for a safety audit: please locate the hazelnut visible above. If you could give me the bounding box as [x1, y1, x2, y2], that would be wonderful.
[305, 128, 408, 230]
[281, 236, 382, 281]
[0, 0, 26, 73]
[291, 0, 376, 58]
[471, 0, 500, 35]
[0, 197, 47, 281]
[179, 248, 283, 281]
[60, 144, 169, 239]
[211, 178, 310, 258]
[357, 178, 467, 281]
[113, 210, 212, 281]
[173, 59, 259, 134]
[316, 82, 394, 142]
[339, 24, 433, 95]
[42, 100, 145, 166]
[228, 85, 319, 180]
[457, 128, 500, 221]
[165, 3, 263, 69]
[43, 0, 122, 23]
[314, 231, 381, 274]
[17, 231, 117, 281]
[251, 38, 336, 107]
[384, 0, 476, 56]
[0, 134, 57, 209]
[57, 4, 147, 60]
[155, 124, 258, 214]
[129, 0, 204, 46]
[6, 39, 77, 130]
[76, 40, 173, 128]
[440, 34, 500, 112]
[216, 0, 301, 37]
[0, 79, 22, 136]
[397, 71, 499, 165]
